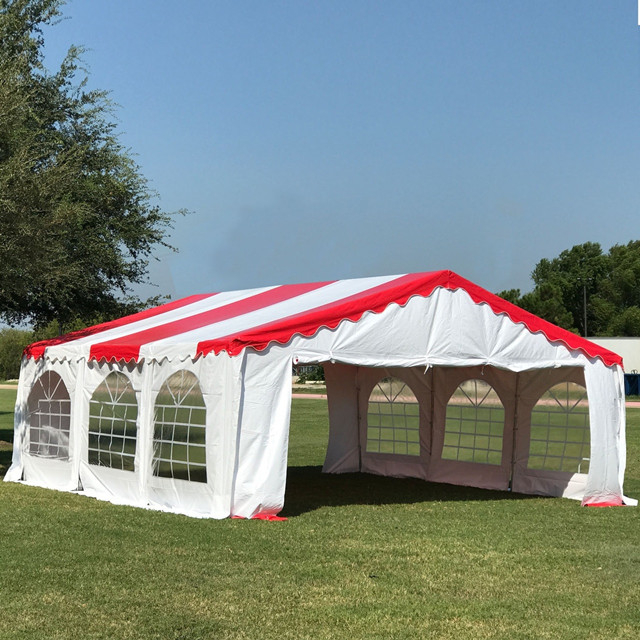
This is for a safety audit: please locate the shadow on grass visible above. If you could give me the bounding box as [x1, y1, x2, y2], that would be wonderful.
[0, 408, 14, 442]
[282, 465, 544, 517]
[0, 408, 14, 479]
[0, 413, 15, 477]
[0, 450, 12, 477]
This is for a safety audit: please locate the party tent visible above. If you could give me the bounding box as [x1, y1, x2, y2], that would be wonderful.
[5, 271, 632, 518]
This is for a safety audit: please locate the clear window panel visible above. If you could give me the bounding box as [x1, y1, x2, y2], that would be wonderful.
[528, 382, 590, 474]
[27, 372, 71, 460]
[443, 379, 504, 465]
[88, 371, 138, 471]
[366, 377, 421, 457]
[153, 370, 207, 483]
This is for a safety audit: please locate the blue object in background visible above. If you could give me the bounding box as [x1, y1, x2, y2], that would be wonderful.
[624, 374, 639, 396]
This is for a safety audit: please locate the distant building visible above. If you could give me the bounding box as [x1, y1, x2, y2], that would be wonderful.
[588, 338, 640, 372]
[588, 337, 640, 395]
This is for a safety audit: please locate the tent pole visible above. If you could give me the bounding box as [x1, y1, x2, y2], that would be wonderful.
[429, 366, 435, 462]
[509, 372, 520, 491]
[583, 284, 588, 337]
[356, 367, 363, 472]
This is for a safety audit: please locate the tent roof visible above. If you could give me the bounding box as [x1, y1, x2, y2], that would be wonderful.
[25, 270, 623, 367]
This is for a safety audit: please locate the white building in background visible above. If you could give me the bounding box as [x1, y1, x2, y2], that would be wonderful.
[588, 338, 640, 372]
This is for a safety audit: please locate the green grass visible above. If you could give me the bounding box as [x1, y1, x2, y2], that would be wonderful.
[0, 388, 639, 639]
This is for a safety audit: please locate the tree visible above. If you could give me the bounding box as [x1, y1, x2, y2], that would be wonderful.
[529, 242, 607, 336]
[518, 283, 576, 332]
[0, 0, 178, 330]
[495, 288, 521, 305]
[608, 306, 640, 336]
[498, 241, 640, 337]
[599, 241, 640, 309]
[0, 327, 33, 379]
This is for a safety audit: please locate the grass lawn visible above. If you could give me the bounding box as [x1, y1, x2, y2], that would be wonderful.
[0, 388, 638, 639]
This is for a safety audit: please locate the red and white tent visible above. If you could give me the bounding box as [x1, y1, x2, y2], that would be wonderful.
[5, 271, 633, 517]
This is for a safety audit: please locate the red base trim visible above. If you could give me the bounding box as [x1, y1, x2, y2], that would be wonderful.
[230, 514, 288, 521]
[583, 501, 624, 507]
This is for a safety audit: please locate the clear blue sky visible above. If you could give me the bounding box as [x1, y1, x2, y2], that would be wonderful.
[42, 0, 640, 299]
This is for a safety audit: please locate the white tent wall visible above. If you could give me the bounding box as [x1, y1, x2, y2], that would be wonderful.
[511, 366, 588, 499]
[322, 362, 360, 474]
[78, 359, 146, 508]
[428, 365, 516, 491]
[321, 362, 605, 500]
[5, 355, 80, 492]
[231, 348, 294, 518]
[9, 352, 244, 518]
[143, 353, 241, 518]
[357, 366, 432, 481]
[286, 290, 629, 507]
[581, 360, 627, 504]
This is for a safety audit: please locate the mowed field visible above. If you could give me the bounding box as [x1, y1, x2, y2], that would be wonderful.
[0, 388, 638, 639]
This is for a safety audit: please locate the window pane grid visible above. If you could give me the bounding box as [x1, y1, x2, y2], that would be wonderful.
[528, 383, 590, 473]
[443, 380, 504, 465]
[29, 399, 72, 458]
[88, 372, 138, 472]
[153, 371, 207, 483]
[27, 373, 71, 460]
[366, 378, 420, 457]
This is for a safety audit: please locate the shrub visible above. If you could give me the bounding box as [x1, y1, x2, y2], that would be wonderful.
[296, 365, 325, 384]
[0, 328, 33, 380]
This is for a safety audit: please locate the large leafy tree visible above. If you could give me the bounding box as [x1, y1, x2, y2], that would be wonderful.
[499, 241, 640, 337]
[0, 0, 177, 329]
[596, 241, 640, 335]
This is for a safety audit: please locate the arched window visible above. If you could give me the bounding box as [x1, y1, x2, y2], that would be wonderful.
[366, 377, 420, 456]
[153, 370, 207, 483]
[528, 382, 590, 473]
[88, 372, 138, 471]
[27, 371, 71, 460]
[443, 379, 504, 465]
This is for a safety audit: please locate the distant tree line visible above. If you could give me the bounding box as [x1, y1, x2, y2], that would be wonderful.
[0, 317, 104, 379]
[498, 241, 640, 337]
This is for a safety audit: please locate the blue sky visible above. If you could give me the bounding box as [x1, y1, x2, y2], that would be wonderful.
[42, 1, 640, 299]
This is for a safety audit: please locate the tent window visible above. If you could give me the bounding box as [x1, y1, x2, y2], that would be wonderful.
[27, 371, 71, 460]
[153, 370, 207, 483]
[443, 379, 504, 465]
[528, 382, 590, 473]
[366, 377, 420, 456]
[88, 372, 138, 471]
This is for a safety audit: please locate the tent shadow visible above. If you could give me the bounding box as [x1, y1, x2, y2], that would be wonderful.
[0, 418, 14, 477]
[0, 450, 12, 477]
[0, 408, 14, 439]
[281, 465, 546, 517]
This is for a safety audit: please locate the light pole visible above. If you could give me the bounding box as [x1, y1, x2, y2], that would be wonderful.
[583, 284, 587, 338]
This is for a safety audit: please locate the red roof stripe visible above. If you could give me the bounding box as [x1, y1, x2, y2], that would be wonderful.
[196, 272, 450, 357]
[24, 293, 215, 360]
[89, 280, 334, 362]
